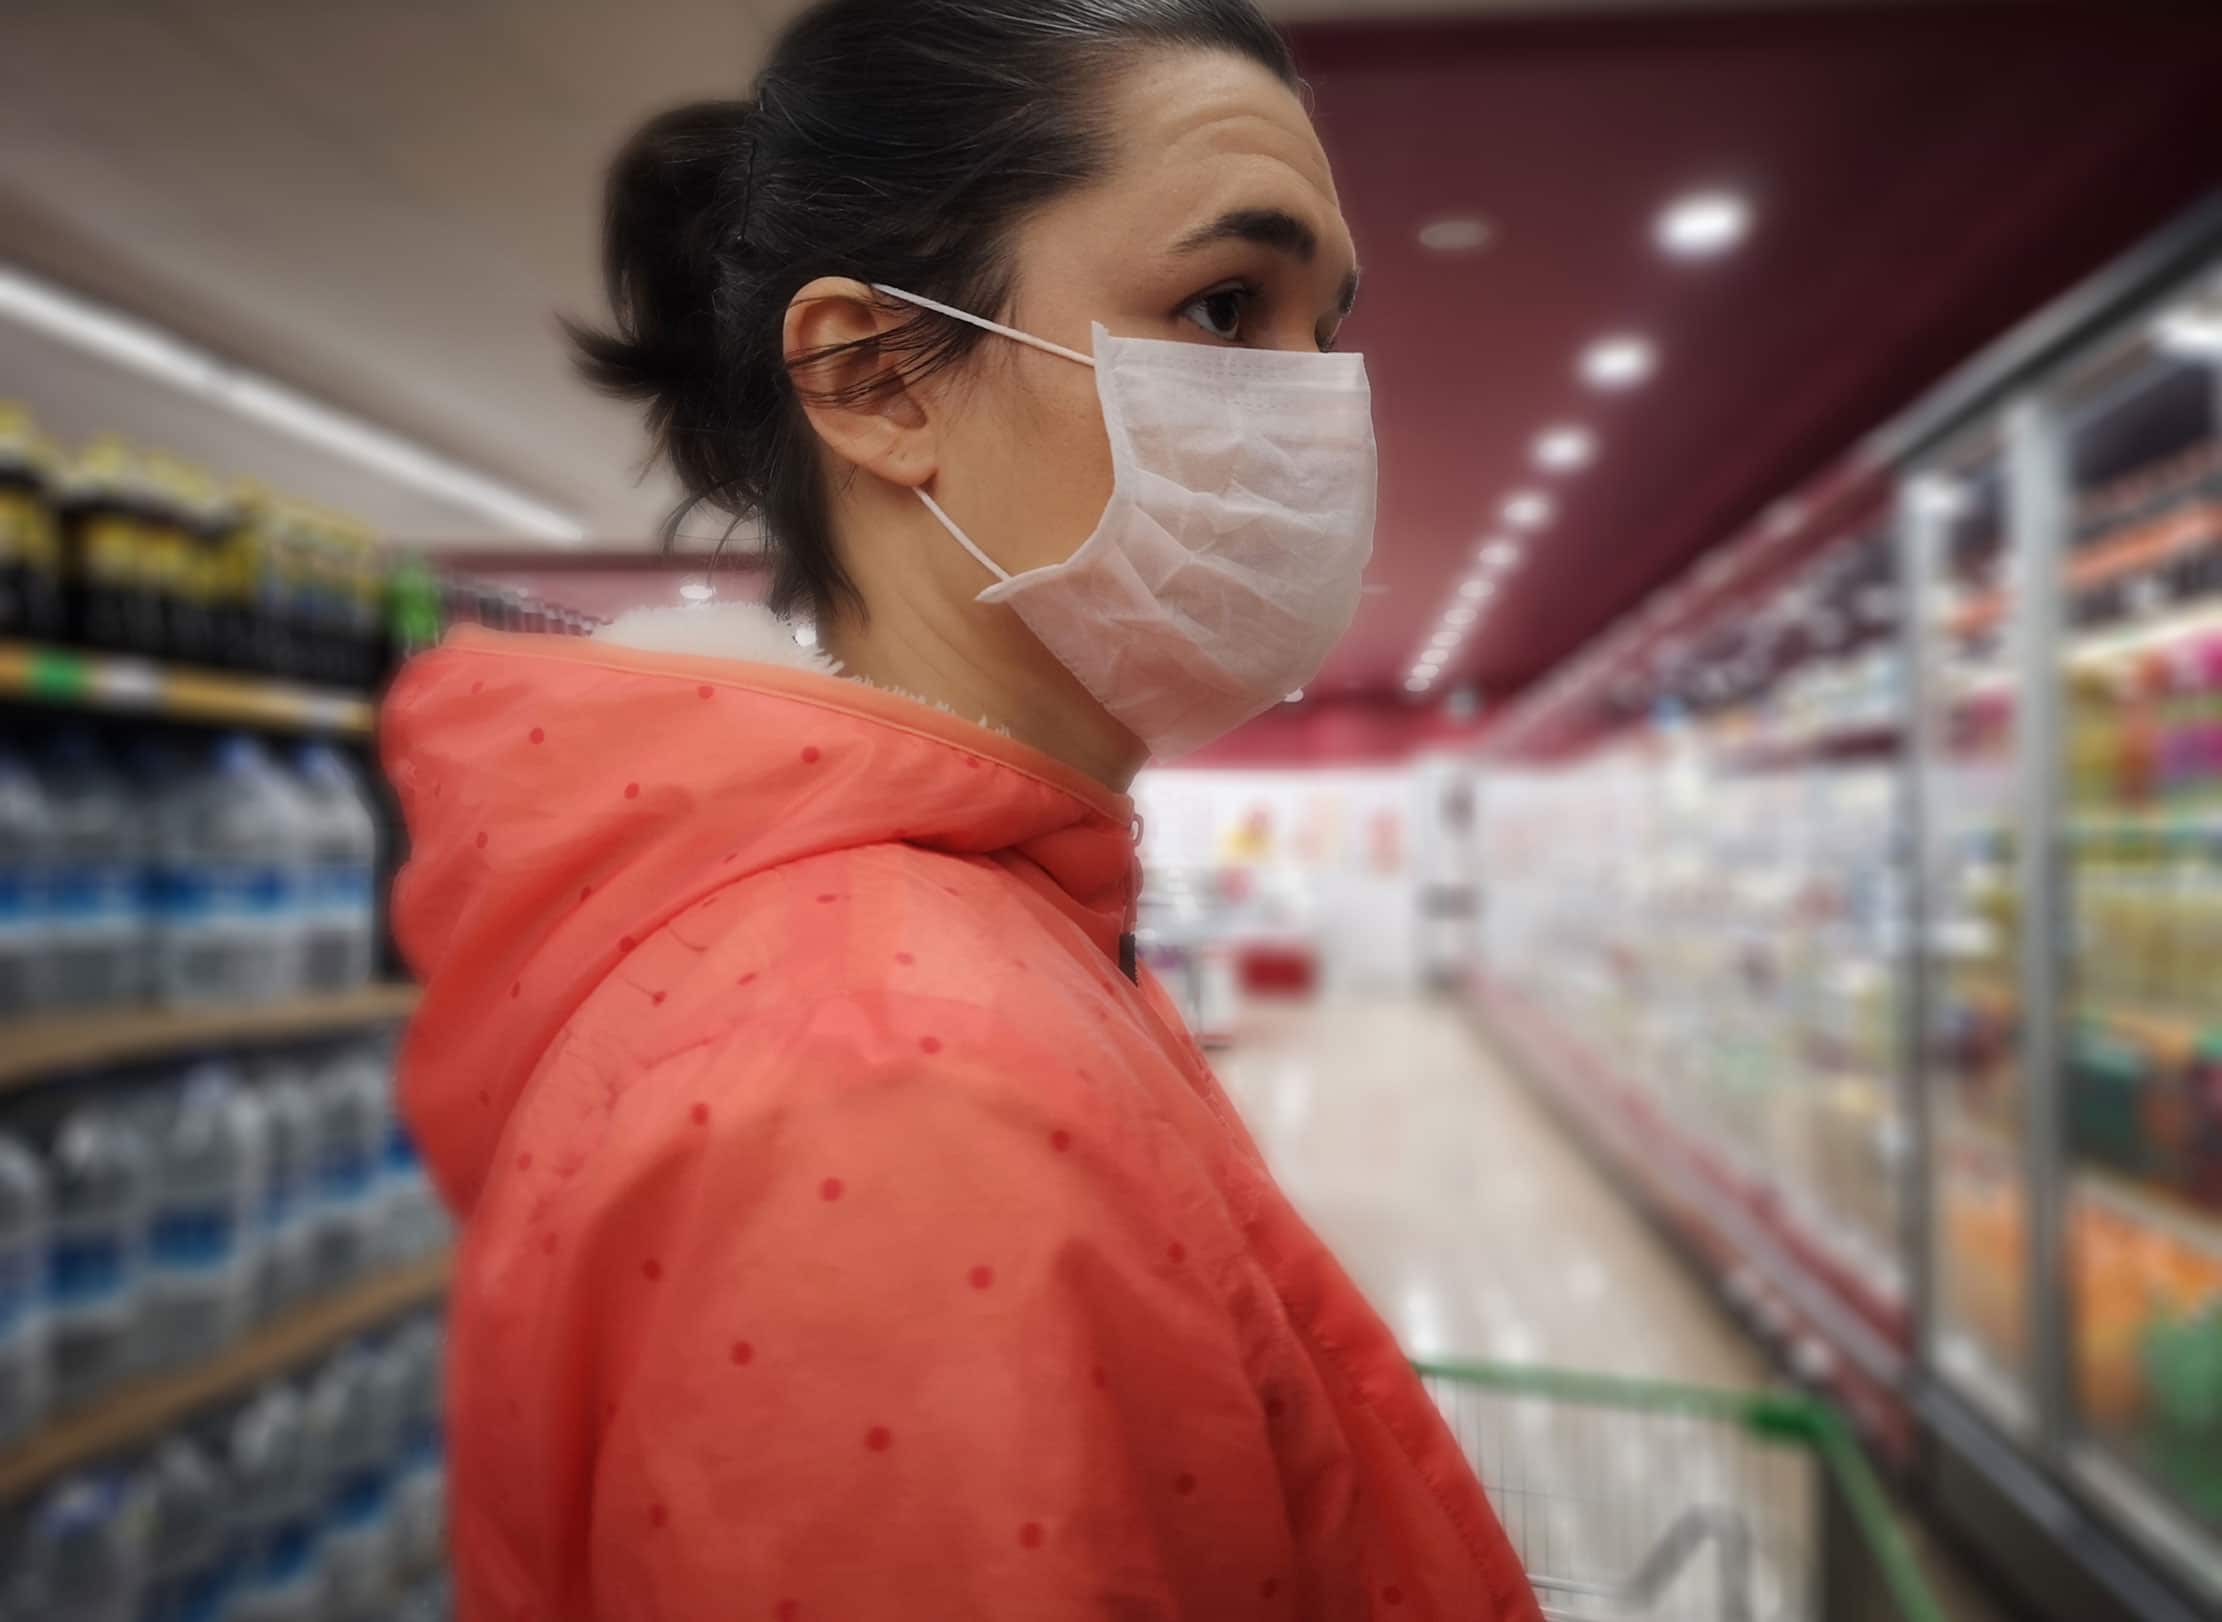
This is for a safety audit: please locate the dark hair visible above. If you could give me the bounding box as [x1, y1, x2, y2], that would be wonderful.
[569, 0, 1300, 623]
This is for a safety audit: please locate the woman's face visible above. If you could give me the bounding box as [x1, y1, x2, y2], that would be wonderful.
[922, 47, 1360, 577]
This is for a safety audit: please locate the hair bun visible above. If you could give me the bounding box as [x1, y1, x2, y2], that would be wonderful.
[572, 99, 755, 406]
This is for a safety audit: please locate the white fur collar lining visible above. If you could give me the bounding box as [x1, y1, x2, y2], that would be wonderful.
[595, 602, 842, 674]
[594, 602, 1009, 735]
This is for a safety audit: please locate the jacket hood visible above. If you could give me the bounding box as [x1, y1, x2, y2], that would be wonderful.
[380, 608, 1136, 1212]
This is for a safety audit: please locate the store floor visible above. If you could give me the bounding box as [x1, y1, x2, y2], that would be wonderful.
[1215, 992, 2009, 1622]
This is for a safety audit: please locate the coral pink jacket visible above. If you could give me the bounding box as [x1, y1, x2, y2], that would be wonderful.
[384, 626, 1538, 1622]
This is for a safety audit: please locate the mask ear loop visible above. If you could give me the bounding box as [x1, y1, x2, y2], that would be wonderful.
[870, 284, 1096, 368]
[914, 488, 1014, 584]
[870, 283, 1099, 585]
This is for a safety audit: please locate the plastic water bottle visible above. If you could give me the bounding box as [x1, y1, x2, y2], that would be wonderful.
[150, 735, 310, 1007]
[291, 746, 378, 993]
[250, 1058, 318, 1319]
[308, 1044, 388, 1292]
[38, 729, 144, 1010]
[17, 1473, 150, 1622]
[46, 1103, 151, 1410]
[143, 1062, 267, 1371]
[0, 1131, 50, 1446]
[385, 1317, 447, 1586]
[137, 1437, 233, 1622]
[311, 1345, 403, 1620]
[0, 747, 55, 1018]
[374, 1033, 444, 1267]
[224, 1385, 326, 1622]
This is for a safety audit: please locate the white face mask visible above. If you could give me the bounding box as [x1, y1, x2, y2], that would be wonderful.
[873, 284, 1377, 759]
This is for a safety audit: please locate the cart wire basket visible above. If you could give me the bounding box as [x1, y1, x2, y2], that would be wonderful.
[1418, 1361, 1952, 1622]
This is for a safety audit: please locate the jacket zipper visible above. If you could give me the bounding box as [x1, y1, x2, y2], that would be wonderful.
[1119, 813, 1144, 982]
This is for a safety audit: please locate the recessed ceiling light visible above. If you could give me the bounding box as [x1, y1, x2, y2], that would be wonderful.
[1478, 538, 1523, 571]
[1417, 214, 1492, 254]
[793, 622, 818, 648]
[679, 581, 715, 603]
[1284, 689, 1304, 704]
[1533, 425, 1596, 472]
[1405, 675, 1433, 693]
[2153, 303, 2222, 358]
[1457, 576, 1493, 600]
[1579, 334, 1657, 390]
[1656, 190, 1752, 259]
[1502, 491, 1554, 529]
[1446, 605, 1478, 628]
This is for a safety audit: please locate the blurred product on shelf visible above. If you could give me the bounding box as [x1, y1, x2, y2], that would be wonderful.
[45, 1101, 151, 1414]
[0, 1133, 46, 1448]
[1479, 525, 1914, 1319]
[0, 1309, 450, 1622]
[0, 400, 597, 689]
[0, 728, 379, 1020]
[0, 1029, 446, 1449]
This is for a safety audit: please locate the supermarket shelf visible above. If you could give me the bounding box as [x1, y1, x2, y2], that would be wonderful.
[0, 982, 420, 1091]
[0, 1253, 451, 1501]
[2077, 1166, 2222, 1258]
[1951, 501, 2222, 638]
[1949, 1114, 2222, 1258]
[1942, 972, 2214, 1066]
[2069, 808, 2222, 840]
[0, 640, 375, 734]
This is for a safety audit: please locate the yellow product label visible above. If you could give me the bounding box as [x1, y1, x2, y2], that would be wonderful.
[215, 531, 256, 607]
[144, 522, 189, 591]
[0, 489, 26, 563]
[83, 515, 143, 584]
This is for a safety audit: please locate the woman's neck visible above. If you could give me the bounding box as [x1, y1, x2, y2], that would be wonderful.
[825, 565, 1144, 795]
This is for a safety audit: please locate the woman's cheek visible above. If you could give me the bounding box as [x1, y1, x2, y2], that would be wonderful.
[998, 371, 1120, 572]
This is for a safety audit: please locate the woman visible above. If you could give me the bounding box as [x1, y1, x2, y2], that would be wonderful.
[385, 1, 1539, 1616]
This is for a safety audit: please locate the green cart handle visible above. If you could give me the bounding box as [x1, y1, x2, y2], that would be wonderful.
[1416, 1359, 1953, 1622]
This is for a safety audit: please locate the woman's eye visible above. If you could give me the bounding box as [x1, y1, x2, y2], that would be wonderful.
[1181, 287, 1251, 343]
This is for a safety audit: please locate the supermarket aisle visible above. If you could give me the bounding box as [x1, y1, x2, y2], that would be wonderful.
[1219, 993, 2008, 1622]
[1218, 994, 1767, 1383]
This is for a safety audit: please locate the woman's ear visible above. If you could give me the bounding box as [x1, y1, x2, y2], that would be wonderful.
[783, 278, 935, 488]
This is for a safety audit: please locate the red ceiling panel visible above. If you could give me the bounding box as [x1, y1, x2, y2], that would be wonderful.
[1287, 2, 2222, 706]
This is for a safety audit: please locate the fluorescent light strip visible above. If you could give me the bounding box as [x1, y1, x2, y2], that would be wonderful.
[0, 263, 587, 544]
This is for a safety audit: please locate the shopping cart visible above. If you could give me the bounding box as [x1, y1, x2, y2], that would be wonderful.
[1418, 1361, 1952, 1622]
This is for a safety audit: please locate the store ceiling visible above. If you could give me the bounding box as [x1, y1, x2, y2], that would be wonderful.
[1293, 3, 2222, 701]
[2, 1, 2219, 708]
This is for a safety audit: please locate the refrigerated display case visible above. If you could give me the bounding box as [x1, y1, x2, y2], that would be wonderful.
[1469, 204, 2222, 1622]
[1474, 514, 1916, 1353]
[2043, 271, 2222, 1587]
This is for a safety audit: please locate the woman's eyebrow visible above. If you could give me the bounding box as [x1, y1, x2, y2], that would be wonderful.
[1174, 207, 1361, 316]
[1173, 206, 1316, 261]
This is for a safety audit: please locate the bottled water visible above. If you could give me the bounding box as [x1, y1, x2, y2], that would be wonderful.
[137, 1437, 232, 1622]
[16, 1473, 150, 1622]
[45, 1103, 151, 1409]
[0, 1131, 50, 1446]
[0, 747, 55, 1018]
[385, 1317, 448, 1586]
[308, 1043, 388, 1292]
[251, 1057, 319, 1319]
[143, 1062, 267, 1371]
[225, 1386, 327, 1622]
[38, 729, 143, 1010]
[378, 1112, 449, 1269]
[311, 1345, 403, 1620]
[150, 735, 310, 1007]
[291, 745, 379, 993]
[372, 1033, 445, 1267]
